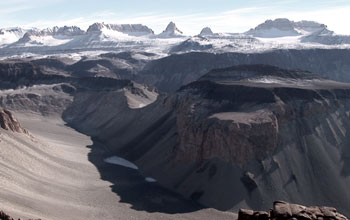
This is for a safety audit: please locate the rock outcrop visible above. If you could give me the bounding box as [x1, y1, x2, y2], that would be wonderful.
[0, 109, 27, 133]
[238, 201, 348, 220]
[0, 210, 40, 220]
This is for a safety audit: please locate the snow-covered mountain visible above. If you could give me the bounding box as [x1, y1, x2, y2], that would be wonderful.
[1, 19, 350, 58]
[0, 28, 27, 47]
[15, 26, 86, 46]
[245, 18, 329, 38]
[301, 28, 350, 45]
[199, 27, 214, 36]
[157, 22, 185, 38]
[87, 22, 154, 36]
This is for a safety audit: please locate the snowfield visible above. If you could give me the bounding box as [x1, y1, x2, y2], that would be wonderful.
[1, 19, 350, 59]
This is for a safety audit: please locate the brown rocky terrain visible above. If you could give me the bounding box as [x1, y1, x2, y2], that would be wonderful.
[0, 108, 27, 133]
[238, 201, 348, 220]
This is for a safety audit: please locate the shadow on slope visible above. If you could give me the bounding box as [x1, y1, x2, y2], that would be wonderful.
[86, 138, 204, 214]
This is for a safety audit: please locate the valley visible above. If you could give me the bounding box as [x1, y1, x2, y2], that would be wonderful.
[1, 17, 350, 220]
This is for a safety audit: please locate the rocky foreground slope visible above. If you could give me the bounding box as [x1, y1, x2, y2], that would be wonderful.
[63, 65, 350, 215]
[238, 201, 348, 220]
[0, 71, 238, 220]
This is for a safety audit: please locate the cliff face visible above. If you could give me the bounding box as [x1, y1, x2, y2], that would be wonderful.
[0, 109, 27, 133]
[63, 65, 350, 215]
[164, 66, 350, 213]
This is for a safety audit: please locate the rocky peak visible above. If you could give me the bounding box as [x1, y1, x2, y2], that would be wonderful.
[0, 27, 26, 35]
[86, 22, 106, 32]
[199, 27, 214, 36]
[87, 22, 154, 35]
[18, 26, 85, 43]
[158, 22, 184, 37]
[165, 22, 182, 34]
[246, 18, 331, 37]
[52, 26, 85, 36]
[0, 109, 27, 133]
[0, 27, 27, 45]
[295, 20, 327, 31]
[259, 18, 295, 30]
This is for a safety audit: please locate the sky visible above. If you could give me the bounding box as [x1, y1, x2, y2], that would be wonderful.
[1, 0, 350, 35]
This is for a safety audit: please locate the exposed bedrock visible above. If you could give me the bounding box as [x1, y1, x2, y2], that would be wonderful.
[62, 65, 350, 215]
[0, 108, 27, 133]
[238, 201, 348, 220]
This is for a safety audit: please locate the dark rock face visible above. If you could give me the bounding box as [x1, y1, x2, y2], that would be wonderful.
[0, 109, 27, 133]
[241, 172, 258, 192]
[238, 201, 348, 220]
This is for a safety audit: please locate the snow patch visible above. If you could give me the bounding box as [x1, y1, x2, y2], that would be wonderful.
[145, 177, 157, 182]
[104, 156, 139, 170]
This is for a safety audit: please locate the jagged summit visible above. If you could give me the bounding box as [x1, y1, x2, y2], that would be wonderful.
[245, 18, 330, 38]
[52, 26, 86, 36]
[29, 26, 87, 36]
[0, 27, 27, 46]
[165, 22, 183, 34]
[199, 27, 214, 36]
[157, 21, 184, 38]
[25, 26, 85, 37]
[87, 22, 154, 36]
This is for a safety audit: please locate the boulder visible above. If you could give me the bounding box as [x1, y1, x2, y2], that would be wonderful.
[238, 201, 348, 220]
[0, 109, 27, 133]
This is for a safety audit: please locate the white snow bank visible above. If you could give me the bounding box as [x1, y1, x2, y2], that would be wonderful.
[145, 177, 157, 182]
[104, 156, 139, 170]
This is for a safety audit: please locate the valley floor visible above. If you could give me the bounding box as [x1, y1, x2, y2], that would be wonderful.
[0, 113, 236, 220]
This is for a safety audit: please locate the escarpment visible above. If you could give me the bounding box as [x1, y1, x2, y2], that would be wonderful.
[62, 65, 350, 215]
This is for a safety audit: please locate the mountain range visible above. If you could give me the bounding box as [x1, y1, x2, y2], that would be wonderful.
[1, 18, 350, 58]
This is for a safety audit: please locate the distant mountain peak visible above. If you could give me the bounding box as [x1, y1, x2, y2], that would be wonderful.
[157, 21, 184, 38]
[199, 27, 214, 36]
[165, 22, 183, 34]
[87, 22, 154, 36]
[245, 18, 330, 38]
